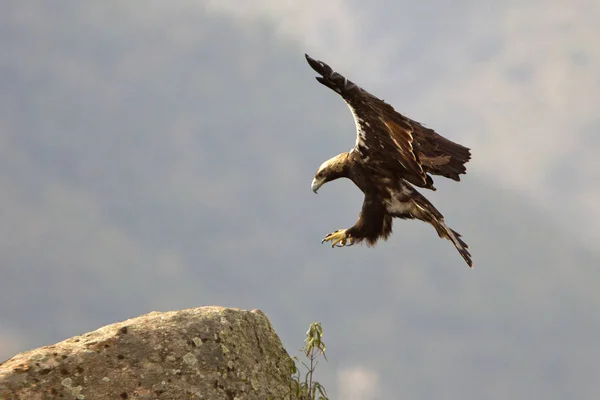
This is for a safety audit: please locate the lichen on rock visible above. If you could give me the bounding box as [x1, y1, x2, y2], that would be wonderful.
[0, 306, 294, 400]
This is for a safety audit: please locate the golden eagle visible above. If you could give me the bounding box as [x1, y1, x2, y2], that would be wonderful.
[306, 54, 472, 267]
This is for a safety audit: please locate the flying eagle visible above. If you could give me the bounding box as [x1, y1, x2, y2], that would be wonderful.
[306, 54, 473, 267]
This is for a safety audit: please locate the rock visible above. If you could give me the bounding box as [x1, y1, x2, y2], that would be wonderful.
[0, 306, 294, 400]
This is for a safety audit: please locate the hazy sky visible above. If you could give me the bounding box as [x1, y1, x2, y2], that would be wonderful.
[1, 2, 599, 398]
[206, 0, 600, 249]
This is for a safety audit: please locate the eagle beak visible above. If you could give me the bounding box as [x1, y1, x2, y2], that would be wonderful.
[311, 177, 323, 194]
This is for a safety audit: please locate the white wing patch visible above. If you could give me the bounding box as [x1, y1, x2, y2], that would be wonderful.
[384, 188, 416, 215]
[345, 101, 367, 150]
[386, 198, 414, 215]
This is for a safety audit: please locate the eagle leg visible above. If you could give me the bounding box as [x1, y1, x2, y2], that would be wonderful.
[321, 229, 354, 248]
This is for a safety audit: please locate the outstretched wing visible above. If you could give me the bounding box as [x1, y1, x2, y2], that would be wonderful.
[387, 182, 473, 267]
[350, 101, 435, 190]
[305, 54, 470, 189]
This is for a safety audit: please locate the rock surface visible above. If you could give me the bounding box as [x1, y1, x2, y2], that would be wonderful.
[0, 306, 294, 400]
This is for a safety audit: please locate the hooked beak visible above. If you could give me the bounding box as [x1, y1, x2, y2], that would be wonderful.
[311, 177, 324, 193]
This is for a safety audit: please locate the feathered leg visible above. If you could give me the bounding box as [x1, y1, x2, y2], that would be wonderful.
[322, 194, 393, 248]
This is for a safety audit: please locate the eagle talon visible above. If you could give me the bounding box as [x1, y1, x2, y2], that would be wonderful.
[322, 229, 352, 248]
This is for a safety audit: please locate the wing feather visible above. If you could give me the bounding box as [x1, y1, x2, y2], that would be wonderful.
[306, 54, 469, 188]
[380, 118, 428, 186]
[348, 95, 434, 189]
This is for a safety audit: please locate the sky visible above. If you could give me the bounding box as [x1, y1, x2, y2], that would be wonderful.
[1, 1, 600, 399]
[206, 0, 600, 248]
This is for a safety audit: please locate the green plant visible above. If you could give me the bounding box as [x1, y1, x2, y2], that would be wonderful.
[287, 322, 329, 400]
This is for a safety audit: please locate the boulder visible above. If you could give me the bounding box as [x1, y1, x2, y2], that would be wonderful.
[0, 306, 294, 399]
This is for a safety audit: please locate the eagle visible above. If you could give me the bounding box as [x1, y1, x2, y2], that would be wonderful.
[306, 54, 473, 267]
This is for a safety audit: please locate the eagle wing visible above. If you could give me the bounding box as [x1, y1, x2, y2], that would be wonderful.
[305, 54, 470, 190]
[347, 95, 434, 189]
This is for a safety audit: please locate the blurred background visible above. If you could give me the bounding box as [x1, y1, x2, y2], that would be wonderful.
[1, 1, 599, 398]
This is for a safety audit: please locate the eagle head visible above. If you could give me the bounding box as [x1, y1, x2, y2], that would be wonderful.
[311, 153, 350, 193]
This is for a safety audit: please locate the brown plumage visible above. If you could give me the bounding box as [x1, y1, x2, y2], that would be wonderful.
[307, 54, 472, 267]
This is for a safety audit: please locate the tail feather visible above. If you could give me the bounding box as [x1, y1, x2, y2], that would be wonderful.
[414, 127, 471, 181]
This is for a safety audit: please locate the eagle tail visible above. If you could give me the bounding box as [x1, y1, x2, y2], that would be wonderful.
[416, 129, 471, 181]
